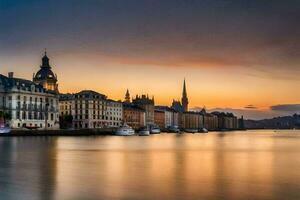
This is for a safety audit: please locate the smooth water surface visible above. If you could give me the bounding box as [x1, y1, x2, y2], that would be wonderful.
[1, 130, 300, 200]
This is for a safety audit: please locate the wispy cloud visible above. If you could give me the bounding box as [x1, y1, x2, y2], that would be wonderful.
[270, 104, 300, 112]
[244, 105, 257, 109]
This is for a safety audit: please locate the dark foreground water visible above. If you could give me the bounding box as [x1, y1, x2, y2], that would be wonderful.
[1, 130, 300, 200]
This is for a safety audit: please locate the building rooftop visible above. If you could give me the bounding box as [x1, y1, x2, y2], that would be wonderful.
[0, 73, 53, 94]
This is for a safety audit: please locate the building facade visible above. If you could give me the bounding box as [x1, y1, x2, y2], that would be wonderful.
[60, 90, 108, 129]
[180, 112, 203, 130]
[106, 99, 123, 127]
[154, 109, 165, 129]
[155, 106, 179, 129]
[132, 94, 154, 125]
[0, 73, 59, 129]
[123, 103, 146, 130]
[212, 112, 238, 130]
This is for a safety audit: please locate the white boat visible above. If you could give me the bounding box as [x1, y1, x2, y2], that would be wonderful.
[0, 122, 11, 134]
[115, 124, 135, 136]
[198, 128, 208, 133]
[167, 126, 180, 133]
[138, 126, 150, 136]
[150, 125, 161, 134]
[184, 129, 198, 133]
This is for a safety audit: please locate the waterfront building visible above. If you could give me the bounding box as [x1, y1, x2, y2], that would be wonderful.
[180, 111, 203, 130]
[154, 109, 165, 129]
[123, 103, 146, 130]
[203, 113, 219, 130]
[106, 99, 123, 127]
[211, 111, 238, 130]
[0, 73, 59, 129]
[132, 94, 154, 125]
[33, 51, 59, 93]
[238, 116, 245, 129]
[200, 108, 218, 130]
[155, 106, 179, 129]
[59, 90, 108, 129]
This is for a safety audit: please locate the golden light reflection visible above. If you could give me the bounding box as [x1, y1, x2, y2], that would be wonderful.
[52, 132, 300, 199]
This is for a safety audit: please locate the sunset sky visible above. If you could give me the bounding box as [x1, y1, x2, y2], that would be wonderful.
[0, 0, 299, 119]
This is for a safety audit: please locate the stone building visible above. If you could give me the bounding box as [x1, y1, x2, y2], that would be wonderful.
[203, 113, 218, 130]
[60, 91, 123, 129]
[123, 103, 145, 130]
[154, 109, 165, 130]
[180, 111, 203, 130]
[106, 99, 123, 127]
[155, 106, 179, 129]
[59, 90, 108, 129]
[211, 111, 238, 130]
[132, 94, 154, 125]
[0, 73, 59, 129]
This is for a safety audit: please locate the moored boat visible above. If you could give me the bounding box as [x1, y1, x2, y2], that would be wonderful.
[115, 124, 135, 136]
[0, 120, 11, 134]
[167, 126, 180, 133]
[198, 128, 208, 133]
[184, 129, 198, 133]
[150, 125, 161, 134]
[138, 126, 150, 136]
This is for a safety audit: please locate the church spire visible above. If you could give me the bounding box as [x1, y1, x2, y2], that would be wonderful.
[125, 89, 131, 103]
[181, 78, 189, 112]
[183, 78, 187, 97]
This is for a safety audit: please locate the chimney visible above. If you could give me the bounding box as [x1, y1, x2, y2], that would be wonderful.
[8, 72, 14, 78]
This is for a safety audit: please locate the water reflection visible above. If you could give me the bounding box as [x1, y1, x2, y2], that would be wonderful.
[0, 137, 57, 200]
[1, 130, 300, 200]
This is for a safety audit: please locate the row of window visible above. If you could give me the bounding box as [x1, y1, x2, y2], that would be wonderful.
[73, 121, 121, 129]
[14, 111, 56, 121]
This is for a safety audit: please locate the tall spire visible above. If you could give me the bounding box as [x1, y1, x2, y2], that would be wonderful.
[183, 78, 187, 96]
[125, 89, 131, 103]
[181, 78, 189, 112]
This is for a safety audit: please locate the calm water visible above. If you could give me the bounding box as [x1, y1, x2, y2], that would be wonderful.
[1, 130, 300, 200]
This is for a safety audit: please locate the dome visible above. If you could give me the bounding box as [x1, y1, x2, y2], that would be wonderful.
[34, 67, 57, 81]
[33, 51, 59, 93]
[33, 52, 57, 81]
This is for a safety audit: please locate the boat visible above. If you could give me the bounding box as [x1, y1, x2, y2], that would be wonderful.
[198, 128, 208, 133]
[167, 126, 180, 133]
[138, 126, 150, 136]
[150, 125, 161, 134]
[115, 124, 135, 136]
[0, 120, 11, 134]
[184, 129, 198, 133]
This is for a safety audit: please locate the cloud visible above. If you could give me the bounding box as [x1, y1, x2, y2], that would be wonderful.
[191, 106, 300, 120]
[244, 105, 257, 109]
[270, 104, 300, 112]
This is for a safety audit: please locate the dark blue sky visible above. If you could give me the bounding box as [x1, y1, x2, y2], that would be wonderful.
[1, 0, 299, 70]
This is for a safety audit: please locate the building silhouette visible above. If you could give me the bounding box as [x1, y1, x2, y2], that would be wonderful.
[171, 79, 189, 112]
[124, 89, 131, 103]
[181, 78, 188, 112]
